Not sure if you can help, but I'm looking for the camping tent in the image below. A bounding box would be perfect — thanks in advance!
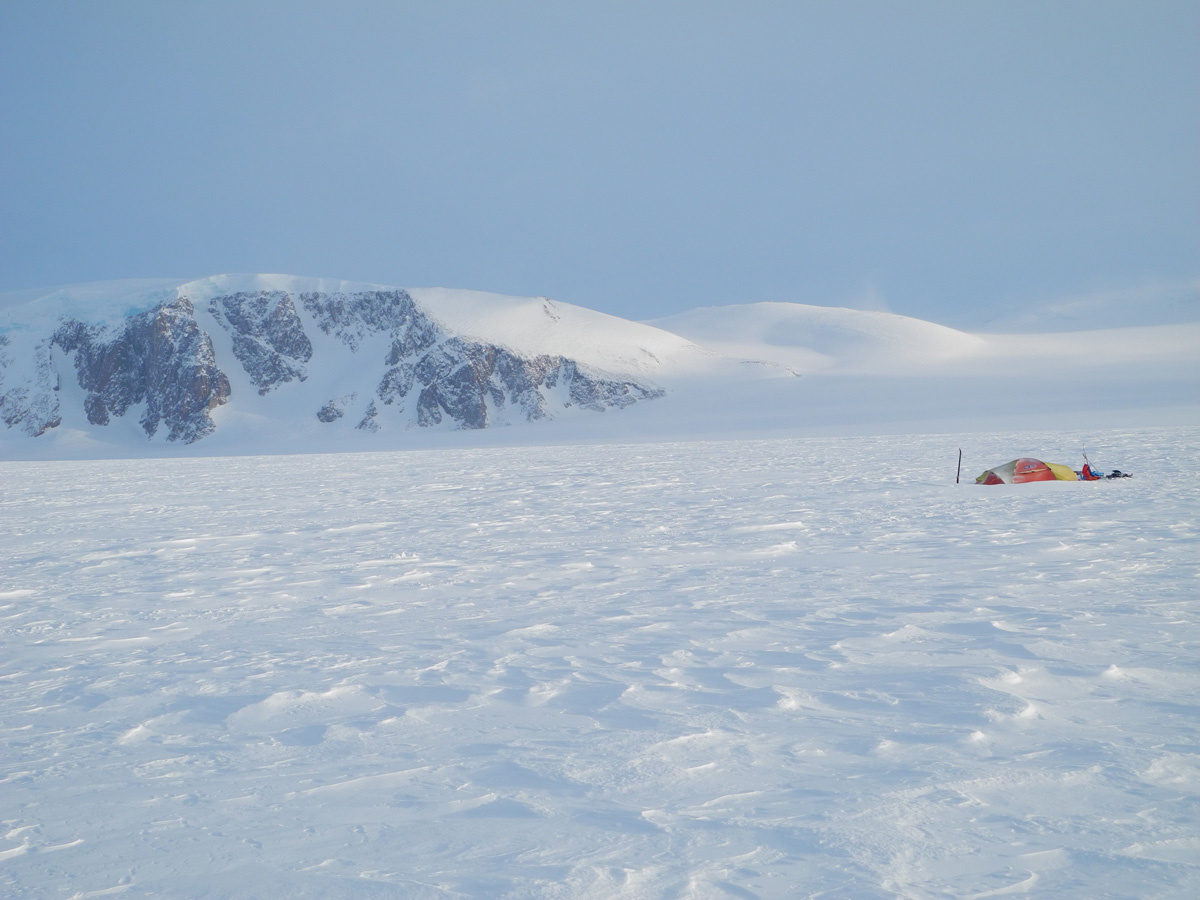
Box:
[976,458,1080,485]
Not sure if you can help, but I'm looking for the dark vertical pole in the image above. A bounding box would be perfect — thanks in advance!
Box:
[956,448,962,484]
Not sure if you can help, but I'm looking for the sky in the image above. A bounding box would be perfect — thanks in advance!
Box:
[1,0,1197,327]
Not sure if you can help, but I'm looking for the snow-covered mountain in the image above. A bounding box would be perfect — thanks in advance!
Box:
[646,300,1199,434]
[649,300,1200,377]
[650,301,988,374]
[0,275,735,452]
[2,276,1196,458]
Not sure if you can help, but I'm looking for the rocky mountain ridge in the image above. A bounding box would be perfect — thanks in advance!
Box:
[0,278,667,445]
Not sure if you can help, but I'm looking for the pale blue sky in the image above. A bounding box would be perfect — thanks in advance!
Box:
[2,0,1196,326]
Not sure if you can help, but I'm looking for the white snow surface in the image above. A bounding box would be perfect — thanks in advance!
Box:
[2,427,1198,899]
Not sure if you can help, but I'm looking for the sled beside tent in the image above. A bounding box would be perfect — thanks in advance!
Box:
[975,458,1081,484]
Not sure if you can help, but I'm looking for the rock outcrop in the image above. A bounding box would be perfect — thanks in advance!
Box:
[0,333,62,437]
[0,278,666,445]
[207,291,312,395]
[1,297,230,443]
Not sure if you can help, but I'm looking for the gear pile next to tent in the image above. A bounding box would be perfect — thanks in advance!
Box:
[975,457,1132,485]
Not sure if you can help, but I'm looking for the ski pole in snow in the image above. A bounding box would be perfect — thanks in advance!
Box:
[956,448,962,484]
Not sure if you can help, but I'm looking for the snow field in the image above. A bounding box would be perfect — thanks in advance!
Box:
[1,428,1197,898]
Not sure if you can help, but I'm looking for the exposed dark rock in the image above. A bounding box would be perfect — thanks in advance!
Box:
[301,290,419,351]
[317,401,343,422]
[51,298,231,443]
[208,292,312,395]
[356,400,380,432]
[380,334,662,431]
[317,393,359,423]
[560,359,661,411]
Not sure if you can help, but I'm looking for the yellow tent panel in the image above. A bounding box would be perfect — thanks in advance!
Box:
[1045,462,1079,482]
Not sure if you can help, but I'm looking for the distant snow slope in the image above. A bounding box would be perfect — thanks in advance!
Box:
[408,287,711,375]
[650,302,987,374]
[643,301,1199,436]
[649,300,1199,377]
